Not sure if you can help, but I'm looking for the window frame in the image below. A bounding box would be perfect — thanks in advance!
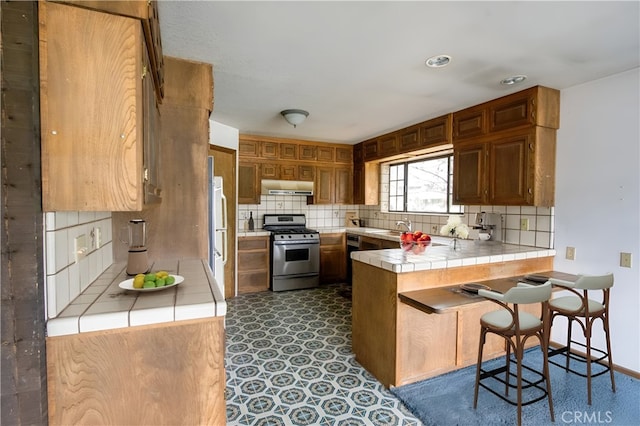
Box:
[388,153,462,215]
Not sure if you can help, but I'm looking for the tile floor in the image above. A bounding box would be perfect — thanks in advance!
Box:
[225,284,422,425]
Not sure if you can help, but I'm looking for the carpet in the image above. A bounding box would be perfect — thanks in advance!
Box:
[391,348,640,426]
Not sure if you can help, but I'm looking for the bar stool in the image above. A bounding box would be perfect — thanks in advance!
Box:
[548,274,615,405]
[473,282,554,426]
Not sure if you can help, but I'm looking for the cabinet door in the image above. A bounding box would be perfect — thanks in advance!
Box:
[298,165,315,181]
[399,125,421,152]
[40,2,144,211]
[453,143,486,205]
[299,145,317,161]
[420,115,451,147]
[261,163,278,179]
[315,167,334,204]
[378,133,399,157]
[489,94,534,133]
[238,162,259,204]
[488,133,532,205]
[279,143,297,160]
[363,139,378,161]
[353,143,364,164]
[335,147,353,163]
[261,141,278,159]
[452,107,486,142]
[142,41,161,205]
[238,236,270,294]
[280,164,298,180]
[334,166,353,204]
[239,140,260,157]
[317,146,334,162]
[320,246,346,283]
[353,162,364,205]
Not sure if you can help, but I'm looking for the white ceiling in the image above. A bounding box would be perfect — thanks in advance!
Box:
[158,1,640,145]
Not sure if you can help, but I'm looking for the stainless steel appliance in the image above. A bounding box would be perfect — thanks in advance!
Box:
[346,233,360,284]
[263,214,319,291]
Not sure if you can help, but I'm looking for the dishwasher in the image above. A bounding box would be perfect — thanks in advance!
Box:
[346,233,360,284]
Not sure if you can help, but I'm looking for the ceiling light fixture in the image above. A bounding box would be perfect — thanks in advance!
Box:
[280,109,309,128]
[500,75,527,86]
[425,55,452,68]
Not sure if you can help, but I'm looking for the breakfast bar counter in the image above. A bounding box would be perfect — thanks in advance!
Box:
[351,239,556,388]
[45,259,226,426]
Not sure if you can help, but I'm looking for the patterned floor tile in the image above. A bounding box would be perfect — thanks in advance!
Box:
[225,284,422,425]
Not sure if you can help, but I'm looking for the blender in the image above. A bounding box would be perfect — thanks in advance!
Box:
[126,219,149,275]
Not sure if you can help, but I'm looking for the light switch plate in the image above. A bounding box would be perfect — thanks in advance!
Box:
[520,218,529,231]
[620,252,632,268]
[565,246,576,261]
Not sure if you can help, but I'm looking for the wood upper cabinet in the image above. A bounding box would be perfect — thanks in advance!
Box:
[238,162,260,204]
[353,143,363,164]
[299,145,317,161]
[239,139,260,157]
[452,106,487,142]
[363,139,379,161]
[261,163,278,179]
[261,141,278,159]
[334,166,353,204]
[317,146,334,162]
[320,233,346,284]
[453,142,486,205]
[60,0,165,102]
[238,236,270,294]
[453,127,556,206]
[279,143,298,160]
[353,162,364,205]
[420,115,451,147]
[39,2,155,211]
[399,125,421,152]
[279,164,298,180]
[142,40,161,205]
[377,133,399,157]
[336,147,353,163]
[313,166,351,204]
[453,86,560,143]
[298,165,315,181]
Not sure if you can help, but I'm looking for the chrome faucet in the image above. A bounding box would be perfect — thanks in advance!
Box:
[396,219,412,233]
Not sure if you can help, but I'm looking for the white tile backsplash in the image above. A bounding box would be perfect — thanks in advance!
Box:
[44,212,114,319]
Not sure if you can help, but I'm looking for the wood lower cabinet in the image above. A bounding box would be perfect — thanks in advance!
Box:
[320,233,346,283]
[238,236,270,294]
[47,317,226,425]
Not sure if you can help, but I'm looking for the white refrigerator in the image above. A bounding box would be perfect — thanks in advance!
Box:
[208,156,227,297]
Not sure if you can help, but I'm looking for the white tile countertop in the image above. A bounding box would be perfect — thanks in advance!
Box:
[46,259,226,337]
[351,236,556,273]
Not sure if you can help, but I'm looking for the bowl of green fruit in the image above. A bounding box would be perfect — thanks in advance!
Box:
[119,271,184,292]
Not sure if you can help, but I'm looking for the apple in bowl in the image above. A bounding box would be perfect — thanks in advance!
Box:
[400,231,431,254]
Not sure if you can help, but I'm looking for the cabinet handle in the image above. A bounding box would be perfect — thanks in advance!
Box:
[528,188,533,194]
[144,168,149,182]
[141,65,147,80]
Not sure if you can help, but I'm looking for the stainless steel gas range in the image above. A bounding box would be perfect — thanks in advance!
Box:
[263,214,320,292]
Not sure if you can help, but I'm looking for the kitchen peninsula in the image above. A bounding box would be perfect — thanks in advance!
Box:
[351,238,555,387]
[46,259,226,425]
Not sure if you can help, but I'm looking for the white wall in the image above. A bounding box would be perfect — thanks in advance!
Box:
[553,68,640,372]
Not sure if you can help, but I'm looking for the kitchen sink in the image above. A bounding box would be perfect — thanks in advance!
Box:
[368,229,404,236]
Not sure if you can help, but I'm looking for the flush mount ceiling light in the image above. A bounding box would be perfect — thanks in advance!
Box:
[425,54,452,68]
[500,75,527,86]
[280,109,309,128]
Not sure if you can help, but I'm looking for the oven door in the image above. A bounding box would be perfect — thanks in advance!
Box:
[272,241,320,277]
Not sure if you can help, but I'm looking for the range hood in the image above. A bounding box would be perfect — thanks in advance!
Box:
[261,179,314,196]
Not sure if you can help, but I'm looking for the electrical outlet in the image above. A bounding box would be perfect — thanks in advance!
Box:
[74,234,88,263]
[520,218,529,231]
[620,252,632,268]
[239,211,247,220]
[431,225,439,233]
[565,246,576,261]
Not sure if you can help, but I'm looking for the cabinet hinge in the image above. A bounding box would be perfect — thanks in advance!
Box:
[529,143,534,151]
[144,168,150,182]
[141,65,148,80]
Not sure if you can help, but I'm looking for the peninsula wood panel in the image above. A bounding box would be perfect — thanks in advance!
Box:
[352,256,554,387]
[47,318,226,425]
